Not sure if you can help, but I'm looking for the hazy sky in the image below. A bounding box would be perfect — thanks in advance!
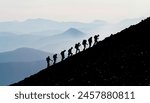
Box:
[0,0,150,22]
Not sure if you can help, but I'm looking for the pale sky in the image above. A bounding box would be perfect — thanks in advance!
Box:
[0,0,150,22]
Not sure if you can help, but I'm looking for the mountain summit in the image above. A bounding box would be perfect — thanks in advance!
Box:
[12,17,150,86]
[62,28,85,37]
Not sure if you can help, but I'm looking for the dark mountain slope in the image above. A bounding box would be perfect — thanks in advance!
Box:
[12,17,150,86]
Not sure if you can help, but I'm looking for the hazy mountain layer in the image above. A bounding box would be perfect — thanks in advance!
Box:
[0,61,46,86]
[0,28,86,53]
[0,18,143,53]
[0,18,107,34]
[0,48,52,85]
[0,47,51,63]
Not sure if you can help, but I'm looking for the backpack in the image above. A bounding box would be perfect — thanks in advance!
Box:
[82,40,86,45]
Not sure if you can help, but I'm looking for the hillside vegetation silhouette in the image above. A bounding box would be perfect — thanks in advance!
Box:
[12,17,150,86]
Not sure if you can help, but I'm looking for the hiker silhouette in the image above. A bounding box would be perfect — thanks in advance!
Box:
[88,37,93,48]
[94,34,99,45]
[75,42,81,54]
[46,56,52,68]
[61,50,66,61]
[82,39,88,50]
[68,47,73,57]
[53,54,57,65]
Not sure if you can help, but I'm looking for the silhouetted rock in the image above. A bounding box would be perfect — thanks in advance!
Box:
[12,17,150,86]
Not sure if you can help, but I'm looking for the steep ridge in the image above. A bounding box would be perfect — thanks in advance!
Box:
[12,17,150,86]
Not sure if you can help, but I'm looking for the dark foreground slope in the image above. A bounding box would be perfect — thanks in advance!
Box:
[12,17,150,86]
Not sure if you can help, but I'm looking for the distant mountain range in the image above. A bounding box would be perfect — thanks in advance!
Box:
[12,17,150,86]
[0,18,107,34]
[0,17,144,53]
[0,28,86,53]
[0,61,45,86]
[39,28,85,43]
[0,32,43,52]
[0,18,144,35]
[0,48,52,86]
[0,47,51,63]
